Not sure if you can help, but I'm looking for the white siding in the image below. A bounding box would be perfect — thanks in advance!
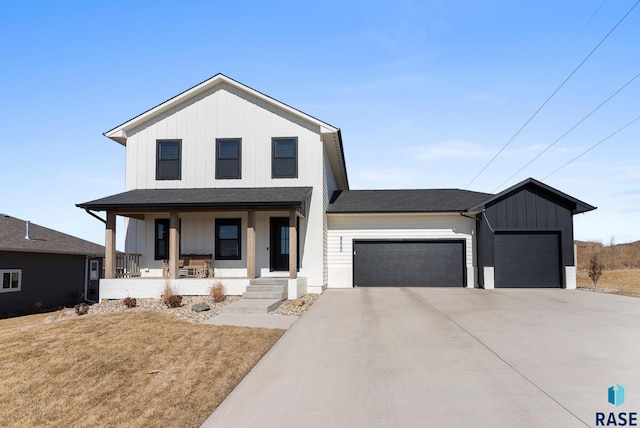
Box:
[327,213,477,288]
[322,145,339,288]
[121,82,329,289]
[124,82,324,191]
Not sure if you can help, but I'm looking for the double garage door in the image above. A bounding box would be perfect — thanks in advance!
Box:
[494,233,562,288]
[353,240,465,287]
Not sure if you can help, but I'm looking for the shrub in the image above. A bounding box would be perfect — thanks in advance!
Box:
[588,253,604,288]
[210,282,226,303]
[123,297,137,308]
[161,282,174,305]
[74,303,89,316]
[165,295,183,308]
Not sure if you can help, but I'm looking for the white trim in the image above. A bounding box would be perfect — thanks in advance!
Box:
[105,74,339,142]
[564,266,577,290]
[0,269,22,293]
[483,267,495,289]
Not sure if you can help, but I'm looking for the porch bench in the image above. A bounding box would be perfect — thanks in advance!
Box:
[181,254,213,278]
[162,254,213,278]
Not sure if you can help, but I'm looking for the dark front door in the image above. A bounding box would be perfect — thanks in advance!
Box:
[270,217,290,272]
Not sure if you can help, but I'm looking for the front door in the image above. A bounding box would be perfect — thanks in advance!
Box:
[86,258,102,302]
[270,217,290,272]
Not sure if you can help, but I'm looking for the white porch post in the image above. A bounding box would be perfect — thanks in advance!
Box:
[289,209,297,279]
[105,211,116,279]
[169,211,180,279]
[247,210,256,279]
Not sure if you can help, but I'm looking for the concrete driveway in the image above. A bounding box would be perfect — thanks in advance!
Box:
[202,288,640,428]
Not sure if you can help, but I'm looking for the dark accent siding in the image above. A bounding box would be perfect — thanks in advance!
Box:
[477,184,576,288]
[0,251,86,316]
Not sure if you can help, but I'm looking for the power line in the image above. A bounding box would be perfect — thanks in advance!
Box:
[464,0,640,189]
[556,0,609,61]
[492,70,640,192]
[542,113,640,180]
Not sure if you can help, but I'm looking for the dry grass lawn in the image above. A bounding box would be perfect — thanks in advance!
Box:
[0,311,283,427]
[577,268,640,298]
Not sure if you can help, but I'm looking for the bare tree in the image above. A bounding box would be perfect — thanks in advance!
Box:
[588,252,604,288]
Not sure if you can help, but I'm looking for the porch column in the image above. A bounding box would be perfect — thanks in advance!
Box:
[247,210,256,279]
[289,209,297,279]
[169,211,180,279]
[105,211,116,279]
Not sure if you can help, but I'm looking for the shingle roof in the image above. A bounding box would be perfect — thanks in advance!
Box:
[327,189,493,213]
[77,187,313,212]
[0,214,104,256]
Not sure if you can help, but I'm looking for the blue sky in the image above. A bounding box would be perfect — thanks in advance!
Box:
[1,0,638,248]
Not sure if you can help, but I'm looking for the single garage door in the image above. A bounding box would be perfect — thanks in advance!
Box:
[353,240,465,287]
[494,233,561,288]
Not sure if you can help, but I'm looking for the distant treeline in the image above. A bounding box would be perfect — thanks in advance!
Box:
[576,240,640,270]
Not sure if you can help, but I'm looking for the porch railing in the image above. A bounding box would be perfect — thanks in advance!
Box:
[115,253,142,278]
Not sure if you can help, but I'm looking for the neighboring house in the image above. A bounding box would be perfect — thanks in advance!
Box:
[77,74,595,300]
[0,214,105,316]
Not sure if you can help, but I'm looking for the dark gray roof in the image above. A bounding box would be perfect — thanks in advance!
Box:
[467,177,596,214]
[327,189,493,213]
[0,214,104,256]
[77,187,313,212]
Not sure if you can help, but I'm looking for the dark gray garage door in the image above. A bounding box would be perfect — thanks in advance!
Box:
[494,233,561,288]
[353,240,465,287]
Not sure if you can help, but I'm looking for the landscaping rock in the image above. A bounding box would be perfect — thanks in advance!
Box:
[192,302,211,312]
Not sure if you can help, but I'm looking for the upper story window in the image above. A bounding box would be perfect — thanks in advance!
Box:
[156,140,181,180]
[272,137,298,178]
[1,270,21,293]
[216,138,241,179]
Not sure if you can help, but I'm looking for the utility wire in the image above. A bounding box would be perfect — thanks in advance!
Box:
[492,70,640,192]
[464,0,640,189]
[542,113,640,180]
[556,0,609,61]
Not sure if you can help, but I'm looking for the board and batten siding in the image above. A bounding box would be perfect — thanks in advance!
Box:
[327,214,477,288]
[322,147,339,287]
[124,82,324,191]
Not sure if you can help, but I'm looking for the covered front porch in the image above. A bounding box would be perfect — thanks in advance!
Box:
[77,187,313,300]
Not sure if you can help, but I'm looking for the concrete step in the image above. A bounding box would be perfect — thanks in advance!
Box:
[246,285,286,292]
[223,299,282,314]
[250,278,288,286]
[243,290,286,300]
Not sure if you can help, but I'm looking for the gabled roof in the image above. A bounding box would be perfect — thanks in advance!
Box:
[466,177,596,214]
[77,187,312,213]
[327,189,493,213]
[104,73,349,190]
[0,214,104,256]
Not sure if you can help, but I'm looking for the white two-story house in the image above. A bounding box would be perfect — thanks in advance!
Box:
[79,74,595,300]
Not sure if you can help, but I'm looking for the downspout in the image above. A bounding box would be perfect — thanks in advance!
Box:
[84,208,107,224]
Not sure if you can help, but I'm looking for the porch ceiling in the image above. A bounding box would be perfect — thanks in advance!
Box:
[77,187,312,214]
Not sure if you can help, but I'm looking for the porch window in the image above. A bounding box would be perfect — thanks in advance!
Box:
[272,137,297,178]
[156,140,181,180]
[215,218,241,260]
[0,269,21,293]
[216,138,241,179]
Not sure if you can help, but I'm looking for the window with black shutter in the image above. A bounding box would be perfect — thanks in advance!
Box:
[272,138,297,178]
[216,138,241,179]
[156,140,181,180]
